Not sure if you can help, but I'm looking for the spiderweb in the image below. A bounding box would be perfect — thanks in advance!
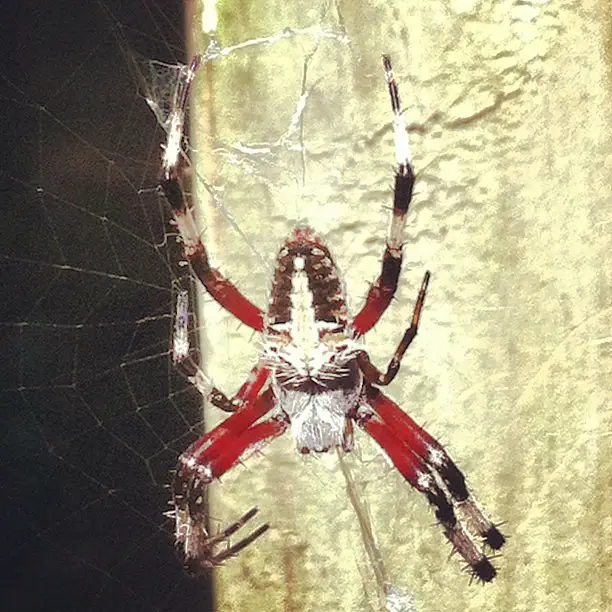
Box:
[1,2,212,610]
[1,2,408,611]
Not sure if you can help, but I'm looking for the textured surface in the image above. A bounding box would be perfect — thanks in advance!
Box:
[190,0,612,610]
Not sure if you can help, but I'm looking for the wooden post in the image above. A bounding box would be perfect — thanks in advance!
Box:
[187,1,612,610]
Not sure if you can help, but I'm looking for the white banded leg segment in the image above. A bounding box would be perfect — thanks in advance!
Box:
[442,522,496,582]
[187,363,240,413]
[188,367,215,400]
[173,290,190,363]
[172,291,241,412]
[393,112,412,169]
[382,54,412,172]
[419,472,497,582]
[381,56,415,254]
[161,112,184,179]
[425,440,506,551]
[173,206,202,255]
[171,290,213,398]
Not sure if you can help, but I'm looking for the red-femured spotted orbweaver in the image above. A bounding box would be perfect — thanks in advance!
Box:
[158,55,505,582]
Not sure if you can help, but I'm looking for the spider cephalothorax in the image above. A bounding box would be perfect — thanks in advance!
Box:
[159,56,505,581]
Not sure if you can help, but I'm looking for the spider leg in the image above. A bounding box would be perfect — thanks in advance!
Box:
[172,290,268,412]
[205,506,262,545]
[363,385,505,549]
[177,357,269,413]
[161,177,265,331]
[356,271,430,385]
[356,386,501,582]
[172,386,287,571]
[201,409,289,482]
[208,519,270,566]
[352,55,417,337]
[185,507,270,574]
[156,57,264,332]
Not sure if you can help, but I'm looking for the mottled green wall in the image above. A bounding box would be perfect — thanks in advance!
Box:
[188,0,612,610]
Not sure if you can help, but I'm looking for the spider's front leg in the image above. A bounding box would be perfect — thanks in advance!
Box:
[162,177,265,331]
[352,55,416,337]
[157,57,264,332]
[172,384,288,573]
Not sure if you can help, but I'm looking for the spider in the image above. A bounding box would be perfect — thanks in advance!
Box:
[158,55,505,582]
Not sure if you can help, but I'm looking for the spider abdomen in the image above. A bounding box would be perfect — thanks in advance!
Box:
[277,385,360,453]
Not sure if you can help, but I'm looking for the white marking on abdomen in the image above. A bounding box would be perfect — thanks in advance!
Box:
[279,387,359,451]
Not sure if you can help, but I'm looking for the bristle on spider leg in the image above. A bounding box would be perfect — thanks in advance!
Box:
[465,557,498,584]
[442,522,497,583]
[458,498,506,550]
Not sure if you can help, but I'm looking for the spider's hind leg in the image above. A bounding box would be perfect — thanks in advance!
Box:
[183,507,270,575]
[425,444,505,552]
[356,396,498,581]
[172,386,287,572]
[365,385,505,552]
[207,507,271,565]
